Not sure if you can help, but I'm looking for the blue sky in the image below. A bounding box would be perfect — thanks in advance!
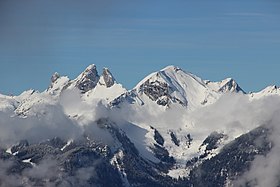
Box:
[0,0,280,95]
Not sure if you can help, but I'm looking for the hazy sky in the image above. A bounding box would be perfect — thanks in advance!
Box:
[0,0,280,95]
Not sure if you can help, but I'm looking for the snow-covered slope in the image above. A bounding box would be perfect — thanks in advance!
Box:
[83,67,127,103]
[47,64,126,102]
[107,65,280,178]
[47,72,70,97]
[105,66,249,177]
[0,64,126,117]
[205,77,245,93]
[111,65,244,110]
[0,64,279,182]
[249,85,280,100]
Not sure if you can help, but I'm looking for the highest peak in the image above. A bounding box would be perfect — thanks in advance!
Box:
[161,65,182,72]
[160,65,198,79]
[135,65,202,89]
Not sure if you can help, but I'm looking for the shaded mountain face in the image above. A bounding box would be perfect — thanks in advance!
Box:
[0,64,280,187]
[190,126,272,187]
[0,121,276,187]
[102,68,116,88]
[0,119,185,187]
[75,64,100,93]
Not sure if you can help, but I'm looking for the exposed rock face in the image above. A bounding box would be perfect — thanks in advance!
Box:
[139,78,185,107]
[109,91,139,107]
[102,68,115,88]
[150,126,165,146]
[48,72,61,91]
[140,79,170,105]
[170,131,180,146]
[51,72,60,83]
[76,64,100,93]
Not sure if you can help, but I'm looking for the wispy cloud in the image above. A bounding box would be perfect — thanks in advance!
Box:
[224,12,265,17]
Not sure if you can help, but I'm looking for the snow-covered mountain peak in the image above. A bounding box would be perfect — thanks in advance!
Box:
[219,78,244,93]
[3,65,127,117]
[45,65,126,105]
[83,66,127,103]
[101,67,116,88]
[161,65,181,72]
[75,64,100,93]
[249,85,280,100]
[132,67,186,107]
[48,64,101,95]
[111,65,247,111]
[206,78,245,93]
[126,65,221,109]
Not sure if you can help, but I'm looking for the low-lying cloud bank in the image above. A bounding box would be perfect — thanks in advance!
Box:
[0,104,82,147]
[189,94,280,187]
[232,103,280,187]
[0,88,112,147]
[1,91,280,186]
[189,94,280,139]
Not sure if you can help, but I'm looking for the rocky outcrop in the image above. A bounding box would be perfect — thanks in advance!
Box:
[102,68,115,88]
[76,64,100,93]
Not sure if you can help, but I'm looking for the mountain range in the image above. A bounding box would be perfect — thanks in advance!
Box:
[0,64,279,187]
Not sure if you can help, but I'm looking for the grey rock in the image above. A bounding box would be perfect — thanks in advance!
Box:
[76,64,100,93]
[51,72,60,83]
[102,68,115,88]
